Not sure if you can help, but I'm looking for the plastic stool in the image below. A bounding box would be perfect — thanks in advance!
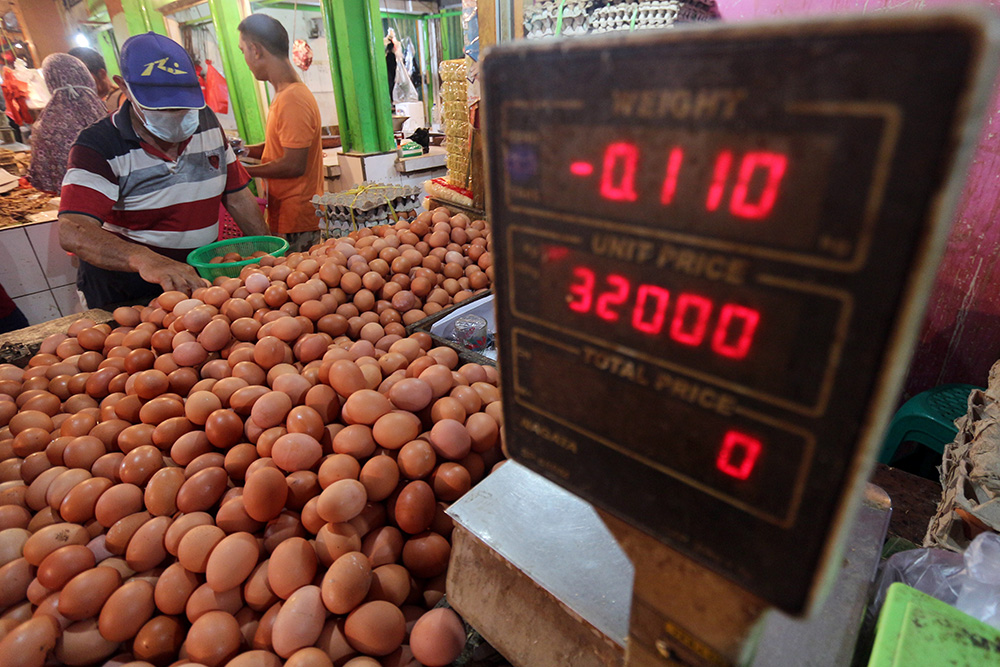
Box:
[878,383,980,464]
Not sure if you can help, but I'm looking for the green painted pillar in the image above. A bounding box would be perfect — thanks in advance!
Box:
[120,0,167,36]
[96,30,120,78]
[321,0,395,154]
[207,0,266,145]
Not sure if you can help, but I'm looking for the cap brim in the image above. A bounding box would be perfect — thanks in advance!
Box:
[129,83,205,110]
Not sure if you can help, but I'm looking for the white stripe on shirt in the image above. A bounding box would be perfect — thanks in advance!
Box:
[102,222,219,249]
[62,168,118,201]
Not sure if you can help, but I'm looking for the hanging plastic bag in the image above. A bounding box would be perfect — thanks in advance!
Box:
[292,39,313,71]
[13,59,48,111]
[204,60,229,115]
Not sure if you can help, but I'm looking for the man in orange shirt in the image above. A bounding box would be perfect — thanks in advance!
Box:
[238,14,323,252]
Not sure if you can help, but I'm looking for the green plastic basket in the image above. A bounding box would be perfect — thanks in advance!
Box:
[187,235,290,280]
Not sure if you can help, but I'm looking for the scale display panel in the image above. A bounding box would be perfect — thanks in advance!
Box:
[483,14,996,612]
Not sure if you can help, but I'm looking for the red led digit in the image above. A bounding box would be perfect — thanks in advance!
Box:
[660,147,684,205]
[730,152,788,219]
[567,267,595,313]
[600,142,640,202]
[596,275,631,322]
[632,284,670,334]
[670,294,713,346]
[712,304,761,359]
[705,150,733,212]
[716,430,762,480]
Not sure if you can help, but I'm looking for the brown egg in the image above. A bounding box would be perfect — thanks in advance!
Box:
[0,505,31,530]
[428,419,471,460]
[133,615,186,665]
[144,467,186,517]
[359,456,400,502]
[175,467,228,513]
[394,481,436,535]
[58,566,122,620]
[0,557,32,609]
[317,479,368,524]
[57,477,110,524]
[125,515,172,572]
[387,378,433,412]
[36,545,96,591]
[133,370,169,401]
[268,537,317,600]
[430,396,466,423]
[0,527,28,568]
[105,511,152,555]
[327,360,367,398]
[154,562,200,615]
[185,610,241,666]
[185,391,222,426]
[119,446,163,486]
[344,600,405,656]
[204,409,244,448]
[164,511,214,556]
[314,523,362,568]
[23,522,90,565]
[271,585,327,658]
[331,424,376,459]
[342,390,392,426]
[367,564,411,607]
[401,532,451,578]
[205,531,259,593]
[286,647,334,667]
[185,582,242,623]
[320,551,372,615]
[0,615,60,667]
[98,579,155,641]
[251,391,293,429]
[243,466,289,523]
[371,412,421,450]
[430,463,472,502]
[396,440,436,480]
[271,433,322,473]
[229,650,284,667]
[359,526,403,568]
[177,524,226,573]
[409,607,466,667]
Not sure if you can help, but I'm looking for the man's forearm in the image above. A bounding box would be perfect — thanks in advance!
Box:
[244,158,306,180]
[59,214,160,272]
[223,187,270,237]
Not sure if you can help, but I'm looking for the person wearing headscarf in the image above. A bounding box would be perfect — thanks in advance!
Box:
[26,53,107,194]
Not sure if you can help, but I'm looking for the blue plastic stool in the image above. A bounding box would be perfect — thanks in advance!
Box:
[878,383,980,464]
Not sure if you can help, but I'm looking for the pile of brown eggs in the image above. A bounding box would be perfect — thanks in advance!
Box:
[0,209,501,666]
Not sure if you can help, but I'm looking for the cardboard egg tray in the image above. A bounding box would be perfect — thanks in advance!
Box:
[312,183,421,238]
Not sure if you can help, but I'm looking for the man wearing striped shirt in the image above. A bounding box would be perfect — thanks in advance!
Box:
[58,32,269,310]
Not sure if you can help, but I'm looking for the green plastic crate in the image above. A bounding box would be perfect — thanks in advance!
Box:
[868,583,1000,666]
[187,235,289,281]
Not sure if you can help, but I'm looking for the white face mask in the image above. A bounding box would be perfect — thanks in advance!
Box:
[135,104,200,143]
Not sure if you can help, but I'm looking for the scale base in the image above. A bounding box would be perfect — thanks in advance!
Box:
[598,509,767,667]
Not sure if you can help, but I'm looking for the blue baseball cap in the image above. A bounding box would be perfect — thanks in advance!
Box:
[119,32,205,110]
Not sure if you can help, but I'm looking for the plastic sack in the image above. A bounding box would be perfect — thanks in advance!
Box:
[869,532,1000,630]
[204,60,228,115]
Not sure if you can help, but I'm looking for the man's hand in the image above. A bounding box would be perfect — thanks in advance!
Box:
[133,253,209,295]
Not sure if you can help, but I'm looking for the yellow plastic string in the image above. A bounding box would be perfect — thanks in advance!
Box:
[345,183,401,232]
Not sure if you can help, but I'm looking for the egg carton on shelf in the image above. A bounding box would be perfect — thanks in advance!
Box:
[312,182,422,239]
[405,290,497,367]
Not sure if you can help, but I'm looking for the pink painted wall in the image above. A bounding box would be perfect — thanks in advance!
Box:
[719,0,1000,398]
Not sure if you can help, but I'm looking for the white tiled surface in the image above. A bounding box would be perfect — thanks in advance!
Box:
[13,291,60,325]
[0,226,47,298]
[51,284,84,319]
[25,221,76,288]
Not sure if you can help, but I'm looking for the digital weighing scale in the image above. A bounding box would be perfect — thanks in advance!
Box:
[447,10,999,667]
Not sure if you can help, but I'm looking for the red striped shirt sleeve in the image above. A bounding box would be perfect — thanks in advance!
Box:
[59,145,118,223]
[225,147,252,194]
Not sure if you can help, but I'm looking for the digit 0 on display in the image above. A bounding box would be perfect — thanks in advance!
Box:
[483,13,999,612]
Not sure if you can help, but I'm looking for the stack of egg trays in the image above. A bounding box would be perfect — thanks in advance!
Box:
[440,59,470,188]
[589,1,681,33]
[311,183,422,239]
[523,0,593,38]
